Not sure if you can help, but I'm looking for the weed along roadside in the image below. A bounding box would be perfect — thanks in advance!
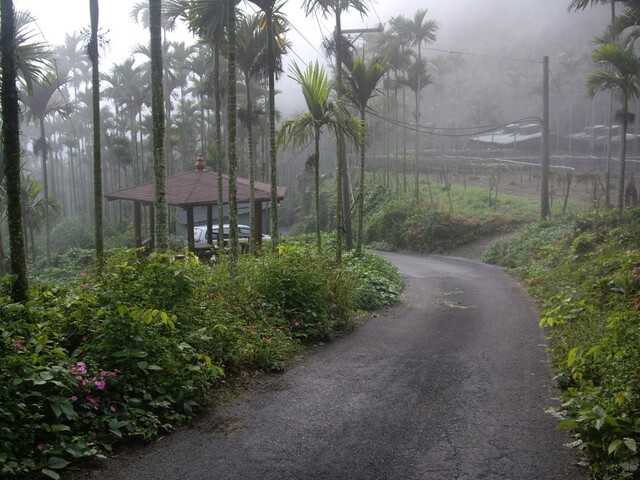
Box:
[484,206,640,479]
[0,245,403,479]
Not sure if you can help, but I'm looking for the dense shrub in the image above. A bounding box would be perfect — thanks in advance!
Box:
[50,216,94,254]
[483,216,574,271]
[344,251,404,310]
[1,244,401,478]
[365,194,517,253]
[247,246,358,342]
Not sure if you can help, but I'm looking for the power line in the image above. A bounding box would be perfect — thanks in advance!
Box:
[423,46,542,65]
[368,110,542,138]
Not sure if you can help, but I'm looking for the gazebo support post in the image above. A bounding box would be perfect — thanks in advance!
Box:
[255,201,263,245]
[149,203,155,251]
[187,206,195,251]
[134,201,142,248]
[206,204,213,245]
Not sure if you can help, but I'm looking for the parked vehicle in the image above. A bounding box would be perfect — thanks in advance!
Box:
[193,224,270,245]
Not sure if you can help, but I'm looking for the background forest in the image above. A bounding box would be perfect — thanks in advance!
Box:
[3,0,640,479]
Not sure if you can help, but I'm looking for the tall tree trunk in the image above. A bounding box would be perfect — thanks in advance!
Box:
[227,0,239,268]
[214,43,224,244]
[618,95,628,219]
[356,106,366,256]
[335,7,345,262]
[89,0,104,269]
[1,0,29,301]
[266,9,279,249]
[246,77,257,254]
[314,128,321,253]
[39,120,51,264]
[150,0,168,251]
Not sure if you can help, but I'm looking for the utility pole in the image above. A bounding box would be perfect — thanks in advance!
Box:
[541,55,550,219]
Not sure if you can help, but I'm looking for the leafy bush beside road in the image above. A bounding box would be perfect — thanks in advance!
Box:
[0,244,402,479]
[484,208,640,479]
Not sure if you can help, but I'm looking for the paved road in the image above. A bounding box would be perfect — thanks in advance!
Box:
[70,253,582,480]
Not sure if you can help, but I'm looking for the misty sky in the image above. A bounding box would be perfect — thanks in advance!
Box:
[15,0,610,116]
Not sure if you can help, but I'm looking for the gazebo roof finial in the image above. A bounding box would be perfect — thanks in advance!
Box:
[196,152,205,171]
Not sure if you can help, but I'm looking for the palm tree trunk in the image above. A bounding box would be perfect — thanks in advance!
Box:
[39,119,51,264]
[335,7,345,261]
[227,0,239,268]
[266,9,279,249]
[618,95,628,219]
[89,0,104,269]
[1,0,29,301]
[150,0,168,251]
[314,128,321,253]
[356,106,366,256]
[246,78,257,255]
[214,42,224,244]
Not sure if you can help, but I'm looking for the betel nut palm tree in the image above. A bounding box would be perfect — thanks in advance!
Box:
[88,0,104,268]
[278,61,361,254]
[401,9,438,200]
[184,0,229,244]
[23,72,72,265]
[236,14,264,254]
[150,0,169,251]
[247,0,288,250]
[1,0,29,301]
[302,0,369,262]
[344,56,389,256]
[586,36,640,218]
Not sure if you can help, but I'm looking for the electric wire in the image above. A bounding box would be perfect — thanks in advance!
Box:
[423,46,543,65]
[367,110,542,138]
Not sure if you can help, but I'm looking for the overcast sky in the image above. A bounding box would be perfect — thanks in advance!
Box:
[14,0,610,115]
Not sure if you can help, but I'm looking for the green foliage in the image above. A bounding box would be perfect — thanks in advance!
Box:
[0,242,402,477]
[488,207,640,478]
[246,246,357,342]
[483,217,574,271]
[49,216,95,254]
[363,184,532,253]
[344,250,404,310]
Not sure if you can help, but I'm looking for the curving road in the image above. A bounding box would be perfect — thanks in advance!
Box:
[69,253,582,480]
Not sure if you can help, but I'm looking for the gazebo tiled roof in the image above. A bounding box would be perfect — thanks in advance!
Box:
[105,169,286,206]
[104,155,286,251]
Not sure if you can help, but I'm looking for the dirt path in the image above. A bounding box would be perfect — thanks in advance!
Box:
[65,252,582,480]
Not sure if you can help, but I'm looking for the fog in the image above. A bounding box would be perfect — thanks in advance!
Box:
[9,0,618,254]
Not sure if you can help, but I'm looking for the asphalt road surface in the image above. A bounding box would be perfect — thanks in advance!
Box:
[69,252,582,480]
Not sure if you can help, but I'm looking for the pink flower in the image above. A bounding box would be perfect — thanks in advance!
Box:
[94,380,106,390]
[70,395,78,402]
[82,336,88,342]
[75,375,83,381]
[109,405,117,413]
[13,339,25,348]
[81,283,89,289]
[37,444,44,451]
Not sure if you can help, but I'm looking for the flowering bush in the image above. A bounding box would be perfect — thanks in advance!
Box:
[0,246,401,478]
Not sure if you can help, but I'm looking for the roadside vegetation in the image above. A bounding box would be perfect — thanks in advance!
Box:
[485,207,640,479]
[0,242,403,479]
[283,171,590,255]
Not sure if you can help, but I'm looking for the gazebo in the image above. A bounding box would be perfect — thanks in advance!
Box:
[105,154,286,251]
